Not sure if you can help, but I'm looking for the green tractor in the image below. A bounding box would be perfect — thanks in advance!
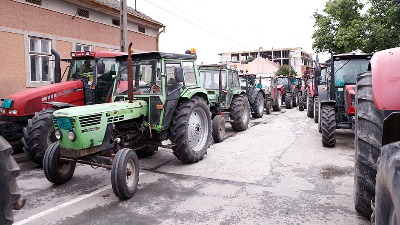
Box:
[43,46,212,200]
[240,74,266,118]
[198,65,250,143]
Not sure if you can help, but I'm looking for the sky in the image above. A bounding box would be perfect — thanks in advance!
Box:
[128,0,329,64]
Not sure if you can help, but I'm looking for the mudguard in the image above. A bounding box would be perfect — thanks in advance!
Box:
[321,100,336,107]
[371,47,400,111]
[382,112,400,146]
[180,87,209,103]
[44,102,76,109]
[318,85,329,102]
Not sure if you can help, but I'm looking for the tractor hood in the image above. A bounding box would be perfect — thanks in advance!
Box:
[53,100,148,150]
[371,47,400,111]
[1,81,84,116]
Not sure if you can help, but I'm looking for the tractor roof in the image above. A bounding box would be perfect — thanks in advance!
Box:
[198,64,229,70]
[326,53,373,62]
[116,52,197,61]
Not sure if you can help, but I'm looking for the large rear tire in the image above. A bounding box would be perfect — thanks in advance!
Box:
[230,95,250,132]
[298,92,305,111]
[285,92,293,109]
[314,97,319,123]
[0,136,23,225]
[373,142,400,225]
[170,96,212,163]
[272,91,282,111]
[22,108,57,166]
[212,115,225,143]
[292,91,298,107]
[251,92,264,118]
[111,148,139,200]
[307,95,314,117]
[43,142,76,185]
[321,105,336,147]
[354,72,383,217]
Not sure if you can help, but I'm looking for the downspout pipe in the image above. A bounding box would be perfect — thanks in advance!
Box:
[156,26,165,51]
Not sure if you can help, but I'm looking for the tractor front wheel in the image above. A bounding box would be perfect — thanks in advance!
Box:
[265,100,272,114]
[307,95,314,117]
[298,92,305,111]
[0,136,23,225]
[314,97,319,123]
[43,142,76,185]
[272,92,282,111]
[170,96,212,163]
[321,105,336,147]
[285,92,293,109]
[111,148,139,200]
[212,115,225,143]
[230,95,250,132]
[292,91,298,107]
[251,92,264,118]
[22,108,57,166]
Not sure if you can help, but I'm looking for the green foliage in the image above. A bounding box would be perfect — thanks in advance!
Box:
[276,65,296,76]
[312,0,365,54]
[313,0,400,54]
[247,56,254,63]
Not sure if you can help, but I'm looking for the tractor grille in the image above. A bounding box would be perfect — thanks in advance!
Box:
[79,114,102,128]
[53,116,58,129]
[107,115,124,123]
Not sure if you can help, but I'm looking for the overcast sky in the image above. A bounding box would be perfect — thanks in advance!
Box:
[128,0,328,63]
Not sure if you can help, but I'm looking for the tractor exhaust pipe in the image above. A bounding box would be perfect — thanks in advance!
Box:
[330,52,335,101]
[218,69,222,106]
[127,43,133,103]
[52,49,61,83]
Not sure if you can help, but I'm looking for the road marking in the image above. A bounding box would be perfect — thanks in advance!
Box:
[15,173,145,225]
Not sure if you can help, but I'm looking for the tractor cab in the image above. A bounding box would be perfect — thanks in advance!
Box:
[68,51,126,105]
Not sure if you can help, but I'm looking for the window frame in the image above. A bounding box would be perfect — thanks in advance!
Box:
[28,36,52,83]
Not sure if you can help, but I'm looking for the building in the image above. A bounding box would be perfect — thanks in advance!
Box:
[219,47,314,76]
[0,0,164,98]
[230,57,279,77]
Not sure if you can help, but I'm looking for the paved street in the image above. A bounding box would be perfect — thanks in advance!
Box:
[13,108,369,225]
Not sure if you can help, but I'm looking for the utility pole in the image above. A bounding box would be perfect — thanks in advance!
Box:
[120,0,128,52]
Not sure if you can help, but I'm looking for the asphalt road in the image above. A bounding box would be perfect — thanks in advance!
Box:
[13,108,369,225]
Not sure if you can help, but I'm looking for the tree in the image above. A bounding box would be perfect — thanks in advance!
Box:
[276,65,296,76]
[312,0,365,54]
[362,0,400,53]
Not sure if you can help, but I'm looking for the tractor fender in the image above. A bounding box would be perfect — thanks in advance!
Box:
[320,100,336,107]
[43,102,76,109]
[180,87,209,104]
[371,47,400,111]
[382,112,400,146]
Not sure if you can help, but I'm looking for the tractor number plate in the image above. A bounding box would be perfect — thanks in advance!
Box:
[56,117,73,131]
[1,99,12,109]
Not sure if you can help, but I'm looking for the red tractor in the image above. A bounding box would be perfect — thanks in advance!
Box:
[316,53,371,147]
[353,47,400,223]
[306,63,327,122]
[0,50,125,165]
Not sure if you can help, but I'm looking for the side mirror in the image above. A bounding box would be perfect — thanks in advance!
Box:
[175,67,184,83]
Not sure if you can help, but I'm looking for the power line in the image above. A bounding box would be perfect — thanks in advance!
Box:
[143,0,250,49]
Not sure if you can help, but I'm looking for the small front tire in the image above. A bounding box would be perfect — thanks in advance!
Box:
[212,115,225,143]
[111,148,139,200]
[43,142,76,185]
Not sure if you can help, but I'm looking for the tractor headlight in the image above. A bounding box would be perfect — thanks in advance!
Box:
[55,129,62,140]
[68,131,76,141]
[9,109,17,115]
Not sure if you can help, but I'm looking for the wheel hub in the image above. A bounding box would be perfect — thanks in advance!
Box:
[188,109,208,151]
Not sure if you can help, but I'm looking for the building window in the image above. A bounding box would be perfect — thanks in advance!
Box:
[29,37,51,82]
[75,43,92,52]
[26,0,42,5]
[77,8,89,18]
[138,26,146,33]
[112,19,120,26]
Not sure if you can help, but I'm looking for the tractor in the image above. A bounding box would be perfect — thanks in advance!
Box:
[316,53,371,147]
[307,63,328,123]
[259,75,281,113]
[198,64,249,143]
[0,50,125,165]
[293,76,307,111]
[275,76,295,109]
[240,74,268,118]
[43,46,212,200]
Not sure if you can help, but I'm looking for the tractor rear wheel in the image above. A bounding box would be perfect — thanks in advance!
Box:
[292,91,298,107]
[272,92,282,111]
[265,100,271,114]
[285,92,293,109]
[307,95,314,117]
[22,108,57,166]
[170,96,212,163]
[354,72,383,217]
[111,148,139,200]
[321,105,336,147]
[230,95,250,131]
[314,97,319,123]
[43,142,76,185]
[212,115,225,143]
[251,92,264,118]
[298,92,305,111]
[0,136,23,225]
[373,142,400,225]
